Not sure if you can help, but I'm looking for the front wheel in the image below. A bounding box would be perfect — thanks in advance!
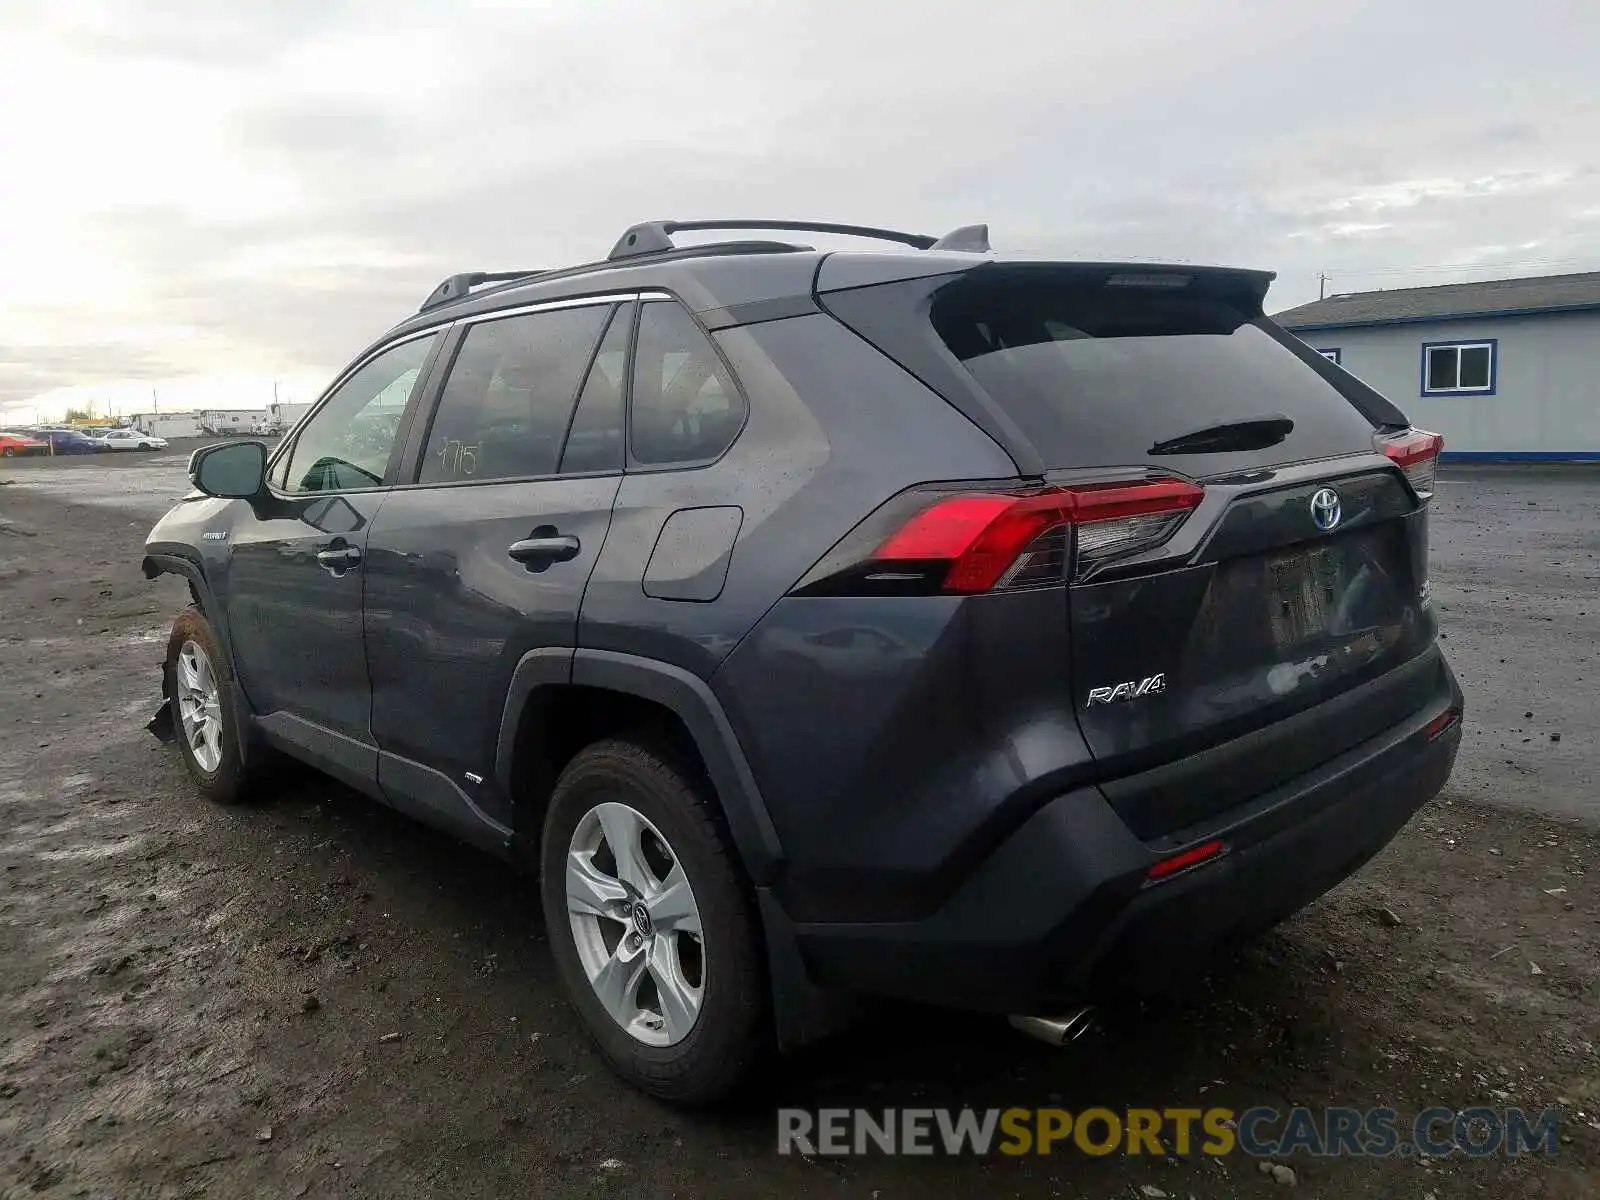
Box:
[540,739,766,1105]
[164,606,250,804]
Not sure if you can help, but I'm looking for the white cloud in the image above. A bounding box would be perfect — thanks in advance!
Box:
[2,0,1598,417]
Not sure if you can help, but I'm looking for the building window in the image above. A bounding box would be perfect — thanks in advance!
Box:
[1422,340,1496,396]
[1316,348,1341,364]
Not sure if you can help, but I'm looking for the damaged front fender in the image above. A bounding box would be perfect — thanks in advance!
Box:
[147,694,176,743]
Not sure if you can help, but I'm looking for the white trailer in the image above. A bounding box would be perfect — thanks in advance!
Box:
[130,413,202,439]
[269,401,312,431]
[198,409,269,436]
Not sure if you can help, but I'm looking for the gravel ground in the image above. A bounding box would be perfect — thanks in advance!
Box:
[1,455,1597,1199]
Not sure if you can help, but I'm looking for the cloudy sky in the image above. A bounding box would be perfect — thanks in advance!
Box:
[2,0,1596,420]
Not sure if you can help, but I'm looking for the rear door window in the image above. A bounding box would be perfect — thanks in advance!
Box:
[559,303,631,474]
[419,304,610,484]
[929,274,1381,469]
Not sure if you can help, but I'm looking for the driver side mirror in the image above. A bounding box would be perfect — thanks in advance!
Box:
[190,440,268,499]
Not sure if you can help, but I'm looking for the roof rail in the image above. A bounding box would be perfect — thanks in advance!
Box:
[607,219,990,261]
[419,270,546,314]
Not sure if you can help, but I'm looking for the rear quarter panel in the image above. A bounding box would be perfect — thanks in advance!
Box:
[577,312,1018,677]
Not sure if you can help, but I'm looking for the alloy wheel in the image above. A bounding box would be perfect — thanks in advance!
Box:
[175,640,225,773]
[565,801,705,1046]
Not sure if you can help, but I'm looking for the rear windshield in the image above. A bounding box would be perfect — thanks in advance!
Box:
[929,275,1385,469]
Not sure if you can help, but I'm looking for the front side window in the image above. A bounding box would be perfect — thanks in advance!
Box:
[419,304,610,484]
[281,333,439,494]
[629,302,746,466]
[1316,348,1341,364]
[1423,340,1495,394]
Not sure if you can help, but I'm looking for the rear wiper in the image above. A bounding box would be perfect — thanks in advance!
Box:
[1149,414,1294,456]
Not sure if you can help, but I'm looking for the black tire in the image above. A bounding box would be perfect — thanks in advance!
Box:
[540,739,766,1105]
[164,605,250,804]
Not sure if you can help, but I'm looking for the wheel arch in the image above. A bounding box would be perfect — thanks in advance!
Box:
[143,550,258,769]
[494,648,854,1050]
[494,648,783,886]
[143,550,229,653]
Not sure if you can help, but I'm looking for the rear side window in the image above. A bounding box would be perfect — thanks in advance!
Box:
[928,274,1383,468]
[419,304,610,484]
[630,302,746,466]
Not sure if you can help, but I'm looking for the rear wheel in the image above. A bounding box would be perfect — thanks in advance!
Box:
[540,739,766,1104]
[164,606,250,804]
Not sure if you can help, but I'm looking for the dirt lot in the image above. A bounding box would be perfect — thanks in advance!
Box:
[1,456,1597,1199]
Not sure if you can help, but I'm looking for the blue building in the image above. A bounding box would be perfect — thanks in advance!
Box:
[1275,272,1600,460]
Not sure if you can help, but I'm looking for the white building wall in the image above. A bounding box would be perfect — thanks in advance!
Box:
[1294,310,1600,457]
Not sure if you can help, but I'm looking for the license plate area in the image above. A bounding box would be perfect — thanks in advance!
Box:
[1265,542,1345,650]
[1189,525,1403,669]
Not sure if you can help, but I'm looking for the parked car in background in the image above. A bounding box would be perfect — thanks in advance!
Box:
[247,420,283,436]
[95,428,170,452]
[31,428,107,455]
[0,430,50,457]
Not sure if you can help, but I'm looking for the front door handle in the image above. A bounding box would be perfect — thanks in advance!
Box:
[507,533,580,569]
[316,545,362,574]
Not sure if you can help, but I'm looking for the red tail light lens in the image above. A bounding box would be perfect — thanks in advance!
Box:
[793,477,1204,596]
[1426,708,1461,740]
[1146,838,1227,882]
[1377,428,1443,500]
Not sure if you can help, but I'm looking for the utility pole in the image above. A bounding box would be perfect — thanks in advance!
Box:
[1319,272,1328,300]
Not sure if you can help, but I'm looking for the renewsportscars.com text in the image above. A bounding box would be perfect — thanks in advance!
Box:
[777,1106,1561,1159]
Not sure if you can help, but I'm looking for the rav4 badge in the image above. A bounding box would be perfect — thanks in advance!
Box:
[1086,674,1166,707]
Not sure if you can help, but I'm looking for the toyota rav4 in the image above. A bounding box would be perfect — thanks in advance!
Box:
[143,219,1463,1103]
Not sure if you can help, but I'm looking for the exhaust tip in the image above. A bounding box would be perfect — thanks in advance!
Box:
[1008,1007,1098,1046]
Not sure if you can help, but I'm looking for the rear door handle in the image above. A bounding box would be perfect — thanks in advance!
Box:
[316,545,362,573]
[507,534,581,568]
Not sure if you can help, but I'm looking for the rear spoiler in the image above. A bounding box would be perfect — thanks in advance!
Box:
[816,256,1276,314]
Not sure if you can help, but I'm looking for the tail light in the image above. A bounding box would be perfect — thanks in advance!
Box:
[1377,428,1443,500]
[791,476,1204,596]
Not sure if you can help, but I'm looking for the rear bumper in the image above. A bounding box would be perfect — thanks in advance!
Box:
[788,662,1463,1013]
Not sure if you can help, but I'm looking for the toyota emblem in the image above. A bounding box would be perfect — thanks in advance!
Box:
[1309,487,1342,532]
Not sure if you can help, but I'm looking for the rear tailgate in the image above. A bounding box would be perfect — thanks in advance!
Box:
[1067,463,1444,836]
[819,260,1445,836]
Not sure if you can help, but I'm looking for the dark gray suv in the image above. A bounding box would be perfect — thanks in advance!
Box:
[143,219,1463,1103]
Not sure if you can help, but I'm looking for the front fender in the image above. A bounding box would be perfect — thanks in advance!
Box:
[141,549,255,767]
[142,549,234,661]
